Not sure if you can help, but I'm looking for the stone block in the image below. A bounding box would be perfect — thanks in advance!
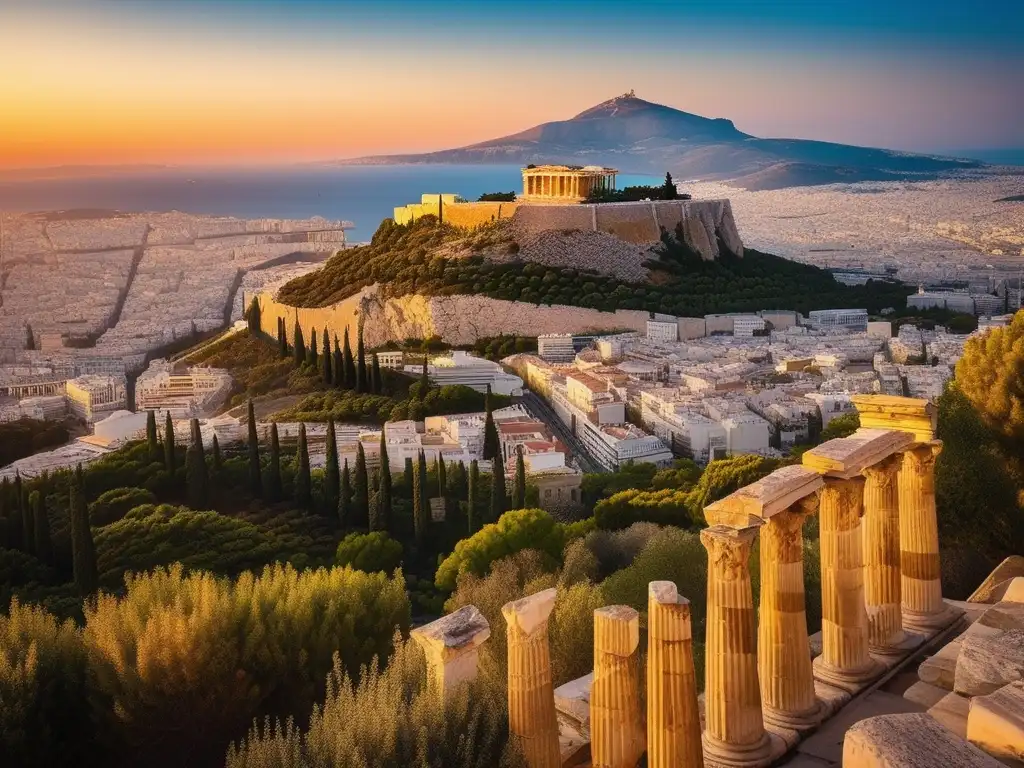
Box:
[802,428,914,479]
[927,692,970,739]
[1004,577,1024,604]
[919,638,963,690]
[852,395,938,443]
[903,680,949,710]
[703,465,822,527]
[843,713,1004,767]
[554,673,593,737]
[968,557,1024,604]
[798,690,921,764]
[976,601,1024,632]
[410,604,490,694]
[967,680,1024,765]
[954,630,1024,697]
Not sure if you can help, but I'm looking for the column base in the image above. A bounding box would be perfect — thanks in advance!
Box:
[812,655,884,694]
[902,603,964,637]
[702,730,782,768]
[762,697,828,733]
[869,629,925,663]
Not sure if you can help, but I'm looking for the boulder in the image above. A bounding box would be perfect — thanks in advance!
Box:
[954,630,1024,697]
[843,713,1004,767]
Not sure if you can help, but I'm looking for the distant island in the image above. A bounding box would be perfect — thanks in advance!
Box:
[996,194,1024,202]
[325,91,984,190]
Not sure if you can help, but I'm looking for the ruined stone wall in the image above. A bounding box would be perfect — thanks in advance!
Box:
[511,199,744,260]
[394,200,519,227]
[249,285,649,348]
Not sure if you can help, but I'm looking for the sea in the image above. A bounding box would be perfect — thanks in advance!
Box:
[0,165,663,242]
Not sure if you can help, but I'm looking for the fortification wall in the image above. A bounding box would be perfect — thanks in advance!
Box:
[394,199,519,227]
[249,285,648,348]
[510,199,744,260]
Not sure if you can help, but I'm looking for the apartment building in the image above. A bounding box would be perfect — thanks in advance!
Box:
[537,334,576,363]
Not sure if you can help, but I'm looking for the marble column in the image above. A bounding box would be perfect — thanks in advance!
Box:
[862,456,913,653]
[410,605,490,700]
[503,588,561,768]
[813,478,881,690]
[591,605,645,768]
[758,499,825,731]
[898,443,955,633]
[701,525,773,766]
[647,581,704,768]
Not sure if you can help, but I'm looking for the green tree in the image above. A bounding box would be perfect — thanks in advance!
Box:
[371,352,383,394]
[247,399,262,498]
[18,477,33,555]
[332,336,344,388]
[321,326,332,385]
[211,433,223,473]
[467,459,480,535]
[404,456,414,496]
[355,326,366,393]
[662,171,677,200]
[338,459,352,526]
[246,295,261,334]
[820,412,860,442]
[512,445,526,509]
[489,451,506,524]
[335,530,403,573]
[186,418,209,509]
[342,328,356,388]
[413,450,428,549]
[69,464,97,595]
[322,420,341,516]
[308,328,318,370]
[293,319,306,367]
[163,412,176,475]
[146,410,159,461]
[278,317,289,357]
[88,487,157,526]
[375,431,393,533]
[483,385,499,460]
[295,423,312,510]
[29,490,53,566]
[5,477,24,551]
[418,357,430,401]
[268,423,283,502]
[353,442,369,528]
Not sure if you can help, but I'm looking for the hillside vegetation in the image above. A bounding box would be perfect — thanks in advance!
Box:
[277,216,907,316]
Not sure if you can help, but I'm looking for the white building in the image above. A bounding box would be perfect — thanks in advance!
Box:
[406,351,523,396]
[135,359,233,418]
[65,374,127,423]
[807,308,869,332]
[88,410,149,447]
[733,315,766,338]
[375,351,405,369]
[646,320,678,344]
[537,334,576,363]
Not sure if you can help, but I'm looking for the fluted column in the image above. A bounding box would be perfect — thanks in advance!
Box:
[503,588,561,768]
[758,499,824,731]
[813,478,881,690]
[591,605,645,768]
[701,525,773,766]
[862,457,911,653]
[410,604,490,700]
[648,581,704,768]
[898,443,955,633]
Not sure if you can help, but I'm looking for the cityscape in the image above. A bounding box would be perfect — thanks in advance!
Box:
[1,2,1023,768]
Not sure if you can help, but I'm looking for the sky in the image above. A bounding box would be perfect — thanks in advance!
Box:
[0,0,1021,169]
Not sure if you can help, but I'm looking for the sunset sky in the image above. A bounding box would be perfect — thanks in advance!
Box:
[1,0,1021,169]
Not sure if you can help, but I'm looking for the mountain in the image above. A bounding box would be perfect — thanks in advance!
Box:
[330,92,982,188]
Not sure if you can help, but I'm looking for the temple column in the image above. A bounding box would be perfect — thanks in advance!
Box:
[701,525,774,767]
[758,499,825,731]
[862,456,916,654]
[648,581,704,768]
[898,443,956,633]
[591,605,645,768]
[410,605,490,700]
[813,478,881,690]
[503,588,561,768]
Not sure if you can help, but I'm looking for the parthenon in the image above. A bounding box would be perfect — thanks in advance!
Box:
[520,165,618,203]
[408,394,1024,767]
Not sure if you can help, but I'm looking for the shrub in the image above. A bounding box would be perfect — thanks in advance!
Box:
[594,488,693,530]
[336,531,403,573]
[88,487,157,526]
[584,522,664,578]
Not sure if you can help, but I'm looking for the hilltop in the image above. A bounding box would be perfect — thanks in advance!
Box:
[329,92,981,189]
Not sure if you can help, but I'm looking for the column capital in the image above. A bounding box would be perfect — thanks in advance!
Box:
[648,581,692,642]
[700,524,758,578]
[863,454,901,487]
[503,587,556,637]
[900,442,943,476]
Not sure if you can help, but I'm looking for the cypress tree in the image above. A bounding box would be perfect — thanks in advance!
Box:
[186,418,209,509]
[31,490,53,566]
[413,450,428,548]
[293,319,306,367]
[295,423,312,510]
[353,442,369,528]
[332,337,343,388]
[69,465,97,595]
[662,171,677,200]
[146,410,158,460]
[355,326,366,393]
[278,317,288,357]
[246,295,261,334]
[418,357,430,400]
[513,445,527,509]
[338,459,352,526]
[15,476,32,554]
[247,399,262,497]
[489,449,507,523]
[483,384,500,460]
[404,456,414,496]
[164,411,176,474]
[4,477,22,551]
[0,479,8,550]
[467,459,480,534]
[268,423,283,501]
[342,328,356,388]
[324,419,340,516]
[437,454,447,507]
[371,352,382,394]
[309,328,318,369]
[212,434,222,472]
[374,430,393,532]
[322,327,332,385]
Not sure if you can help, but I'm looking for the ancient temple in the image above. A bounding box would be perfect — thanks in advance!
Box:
[520,165,618,202]
[409,394,1024,768]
